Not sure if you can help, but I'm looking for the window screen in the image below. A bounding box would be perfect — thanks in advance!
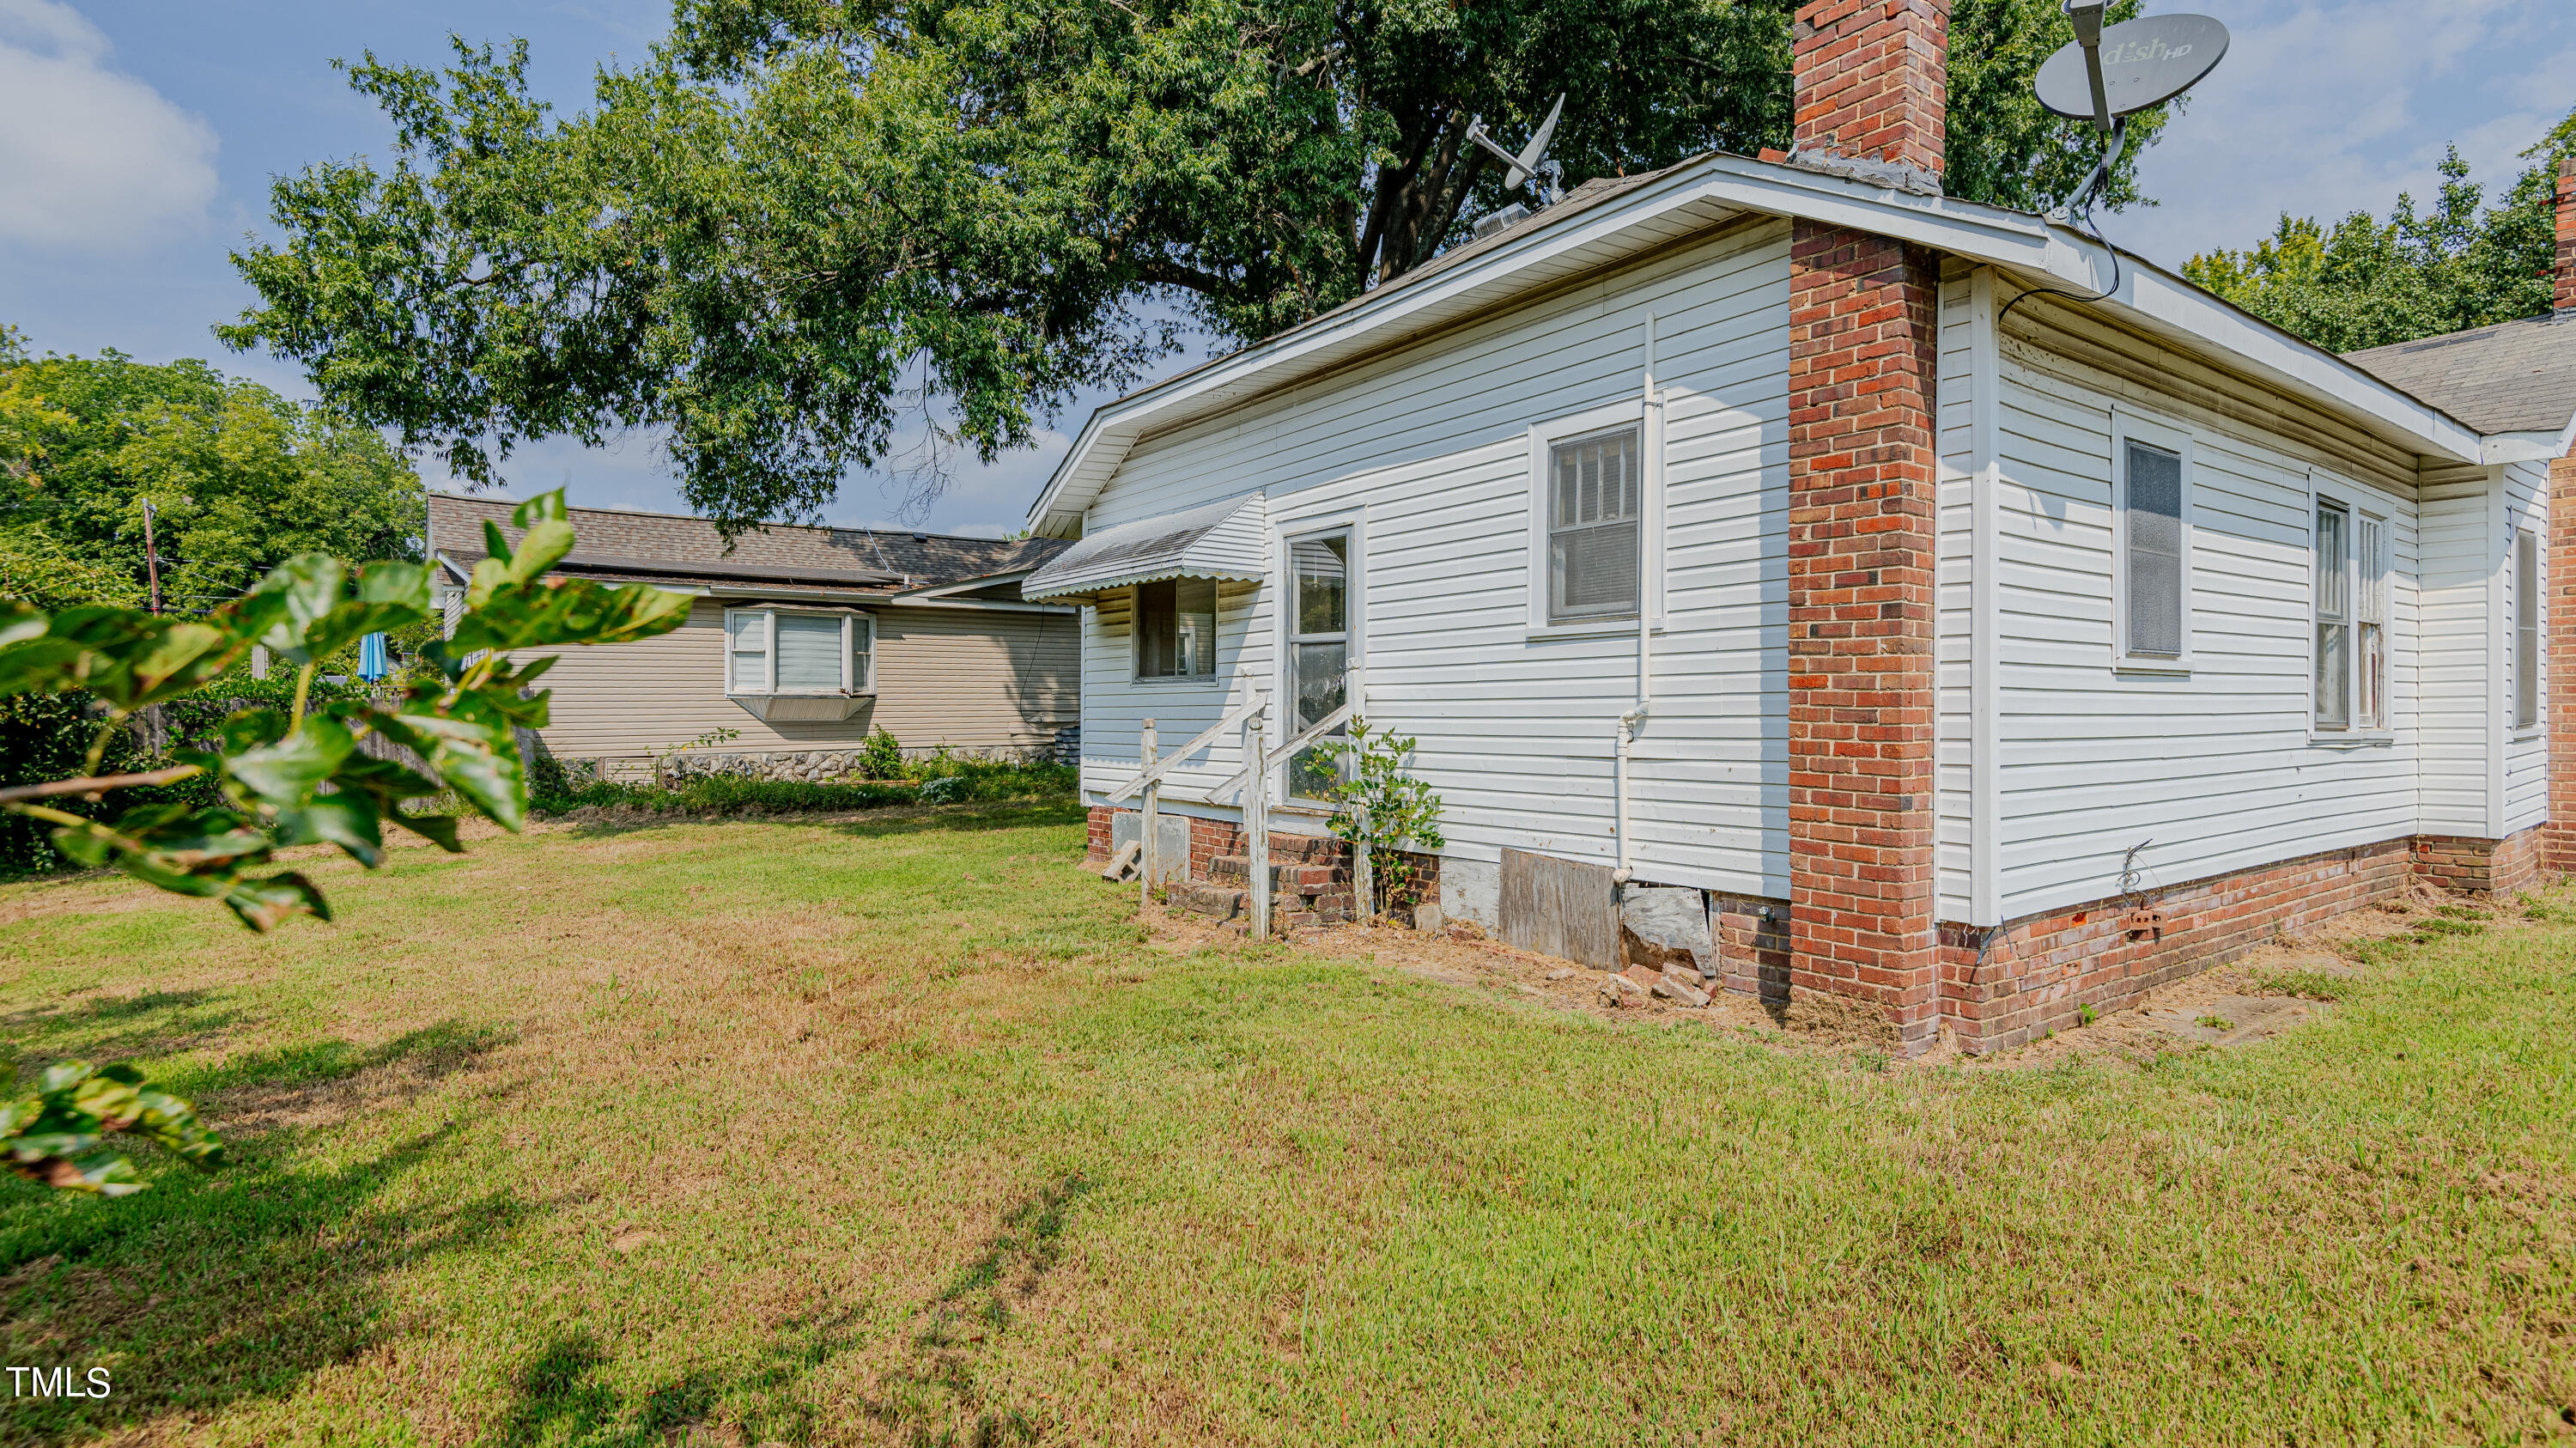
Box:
[726,610,768,693]
[1135,577,1217,678]
[1548,427,1640,623]
[2517,527,2540,728]
[2359,514,2386,730]
[2315,502,2349,728]
[2123,440,2184,657]
[775,613,845,691]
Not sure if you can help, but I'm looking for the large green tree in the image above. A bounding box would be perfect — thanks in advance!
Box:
[223,0,2163,529]
[0,333,424,612]
[2184,112,2576,356]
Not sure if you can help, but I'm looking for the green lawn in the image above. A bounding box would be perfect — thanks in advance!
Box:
[0,806,2569,1445]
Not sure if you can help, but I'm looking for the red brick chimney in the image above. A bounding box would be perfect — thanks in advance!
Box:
[1793,0,1952,179]
[2555,158,2575,318]
[1783,0,1952,1052]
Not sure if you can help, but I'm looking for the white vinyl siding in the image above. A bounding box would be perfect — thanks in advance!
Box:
[1077,218,1791,897]
[1988,294,2431,921]
[2504,459,2549,831]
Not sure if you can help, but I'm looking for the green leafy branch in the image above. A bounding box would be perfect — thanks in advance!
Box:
[0,1062,223,1196]
[0,489,690,931]
[0,490,689,1191]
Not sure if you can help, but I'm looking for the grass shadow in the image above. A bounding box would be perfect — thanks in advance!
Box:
[863,1172,1093,1446]
[0,989,247,1067]
[0,1123,547,1445]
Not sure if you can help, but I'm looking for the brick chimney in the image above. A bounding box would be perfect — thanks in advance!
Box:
[1793,0,1952,181]
[2556,158,2576,319]
[1782,0,1953,1053]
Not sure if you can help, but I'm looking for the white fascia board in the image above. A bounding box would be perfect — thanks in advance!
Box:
[1026,154,2486,536]
[2482,417,2576,464]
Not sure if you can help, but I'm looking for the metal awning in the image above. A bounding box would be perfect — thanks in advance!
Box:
[1020,492,1267,601]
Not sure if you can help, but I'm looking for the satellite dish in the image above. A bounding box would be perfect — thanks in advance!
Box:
[2035,10,2230,131]
[1466,94,1569,203]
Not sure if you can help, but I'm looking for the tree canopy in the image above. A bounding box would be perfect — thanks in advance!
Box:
[2184,111,2576,356]
[223,0,2164,529]
[0,329,424,613]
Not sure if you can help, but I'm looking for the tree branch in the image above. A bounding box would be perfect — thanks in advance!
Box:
[0,765,205,806]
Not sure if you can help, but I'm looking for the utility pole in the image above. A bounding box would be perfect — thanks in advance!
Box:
[142,499,161,615]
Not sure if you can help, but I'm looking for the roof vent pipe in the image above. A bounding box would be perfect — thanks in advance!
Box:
[1613,313,1661,886]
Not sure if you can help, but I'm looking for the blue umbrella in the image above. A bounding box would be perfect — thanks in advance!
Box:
[357,632,390,681]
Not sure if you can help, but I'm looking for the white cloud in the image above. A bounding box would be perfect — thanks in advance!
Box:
[2117,0,2575,268]
[0,0,218,249]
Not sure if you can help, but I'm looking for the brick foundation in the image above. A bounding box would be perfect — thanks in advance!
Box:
[2416,825,2548,900]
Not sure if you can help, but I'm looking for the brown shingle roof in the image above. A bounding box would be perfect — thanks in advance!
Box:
[425,493,1069,592]
[2343,314,2576,436]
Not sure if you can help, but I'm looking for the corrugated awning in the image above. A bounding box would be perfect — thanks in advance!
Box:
[1021,492,1267,601]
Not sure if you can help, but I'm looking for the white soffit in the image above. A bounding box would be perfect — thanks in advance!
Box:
[1025,153,2484,536]
[1020,492,1268,600]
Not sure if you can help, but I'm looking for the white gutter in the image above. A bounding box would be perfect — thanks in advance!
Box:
[2482,414,2576,464]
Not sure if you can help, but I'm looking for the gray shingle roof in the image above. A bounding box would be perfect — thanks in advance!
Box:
[426,494,1069,593]
[2342,314,2576,436]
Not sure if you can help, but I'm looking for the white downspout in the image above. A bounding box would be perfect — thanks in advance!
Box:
[1614,314,1660,885]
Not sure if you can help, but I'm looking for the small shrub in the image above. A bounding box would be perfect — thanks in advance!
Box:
[2077,1004,2099,1026]
[860,727,905,780]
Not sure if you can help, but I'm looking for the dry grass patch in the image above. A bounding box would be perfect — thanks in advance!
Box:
[0,809,2569,1445]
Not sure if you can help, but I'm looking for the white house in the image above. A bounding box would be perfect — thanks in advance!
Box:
[1022,0,2573,1053]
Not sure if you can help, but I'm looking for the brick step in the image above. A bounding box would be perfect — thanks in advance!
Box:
[1206,855,1345,892]
[1166,879,1358,931]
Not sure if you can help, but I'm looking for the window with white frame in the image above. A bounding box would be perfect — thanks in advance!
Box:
[2118,433,2188,663]
[2314,500,2351,729]
[724,607,873,694]
[2516,526,2541,729]
[1285,530,1351,800]
[1546,425,1642,624]
[1133,577,1218,678]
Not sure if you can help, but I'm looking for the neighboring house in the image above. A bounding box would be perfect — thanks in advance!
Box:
[1028,0,2569,1054]
[428,493,1079,772]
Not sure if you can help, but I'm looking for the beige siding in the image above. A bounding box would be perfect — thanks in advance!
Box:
[524,599,1078,761]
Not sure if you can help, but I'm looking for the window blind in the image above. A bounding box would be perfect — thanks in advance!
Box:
[775,613,845,691]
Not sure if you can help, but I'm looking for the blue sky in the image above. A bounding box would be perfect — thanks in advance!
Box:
[3,0,2572,537]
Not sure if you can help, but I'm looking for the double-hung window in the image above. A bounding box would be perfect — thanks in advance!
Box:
[724,607,873,695]
[1285,531,1352,801]
[1547,426,1642,623]
[2516,527,2541,729]
[2113,417,2190,667]
[1134,578,1218,678]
